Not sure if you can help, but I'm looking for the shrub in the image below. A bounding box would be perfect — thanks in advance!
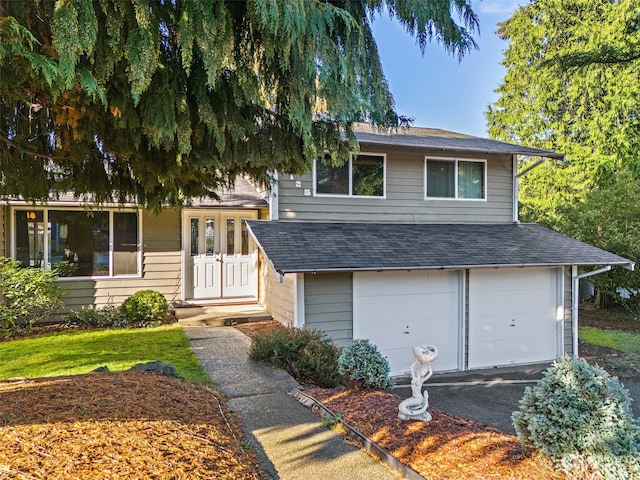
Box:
[69,304,128,328]
[338,339,392,389]
[513,355,640,479]
[120,290,170,322]
[249,326,342,387]
[0,258,64,329]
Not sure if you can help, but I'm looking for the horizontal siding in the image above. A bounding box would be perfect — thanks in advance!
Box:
[259,255,295,327]
[564,267,573,356]
[60,209,183,310]
[278,146,514,223]
[0,205,5,257]
[304,272,353,346]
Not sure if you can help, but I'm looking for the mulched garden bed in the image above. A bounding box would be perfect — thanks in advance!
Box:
[0,371,267,479]
[304,387,565,480]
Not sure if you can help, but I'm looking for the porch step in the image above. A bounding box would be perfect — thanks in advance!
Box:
[175,303,272,327]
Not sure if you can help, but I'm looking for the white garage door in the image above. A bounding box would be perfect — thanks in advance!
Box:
[353,270,461,377]
[468,268,560,369]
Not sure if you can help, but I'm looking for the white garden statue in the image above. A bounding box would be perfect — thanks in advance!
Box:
[397,344,439,421]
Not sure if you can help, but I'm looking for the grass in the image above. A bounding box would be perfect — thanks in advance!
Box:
[0,324,210,383]
[579,327,640,355]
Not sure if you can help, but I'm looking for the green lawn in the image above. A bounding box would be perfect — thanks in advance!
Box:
[579,327,640,355]
[0,325,210,383]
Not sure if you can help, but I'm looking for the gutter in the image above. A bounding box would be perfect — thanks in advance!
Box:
[274,261,632,276]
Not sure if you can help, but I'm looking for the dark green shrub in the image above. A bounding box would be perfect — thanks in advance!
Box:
[249,326,342,387]
[0,257,64,329]
[513,355,640,479]
[69,304,129,328]
[338,339,392,389]
[120,290,170,322]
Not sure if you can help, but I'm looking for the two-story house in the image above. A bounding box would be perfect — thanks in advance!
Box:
[1,123,633,375]
[245,124,634,375]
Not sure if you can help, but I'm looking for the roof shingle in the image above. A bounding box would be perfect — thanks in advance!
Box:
[246,221,633,274]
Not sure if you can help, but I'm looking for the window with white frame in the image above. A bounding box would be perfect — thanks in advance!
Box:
[425,158,486,200]
[12,208,140,277]
[314,153,385,197]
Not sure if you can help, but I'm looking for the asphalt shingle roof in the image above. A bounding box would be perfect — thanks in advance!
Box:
[351,124,565,160]
[246,221,633,274]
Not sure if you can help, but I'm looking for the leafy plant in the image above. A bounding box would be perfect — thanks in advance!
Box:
[513,355,640,479]
[560,172,640,312]
[120,290,170,322]
[338,339,392,390]
[69,304,129,328]
[249,326,342,388]
[321,413,343,430]
[0,257,64,329]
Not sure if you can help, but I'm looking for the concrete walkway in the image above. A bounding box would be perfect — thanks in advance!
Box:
[184,326,398,480]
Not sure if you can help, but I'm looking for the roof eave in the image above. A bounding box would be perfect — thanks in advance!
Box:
[354,137,565,161]
[276,261,633,275]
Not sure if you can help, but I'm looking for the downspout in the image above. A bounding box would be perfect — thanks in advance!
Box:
[269,172,279,220]
[571,265,612,357]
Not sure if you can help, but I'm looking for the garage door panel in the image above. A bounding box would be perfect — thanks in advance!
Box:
[354,270,460,376]
[471,269,555,292]
[479,338,556,366]
[471,314,557,342]
[469,268,559,369]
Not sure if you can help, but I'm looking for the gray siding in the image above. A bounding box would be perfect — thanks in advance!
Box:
[60,209,182,311]
[563,267,574,355]
[259,255,295,327]
[304,272,353,346]
[0,205,5,257]
[278,146,514,223]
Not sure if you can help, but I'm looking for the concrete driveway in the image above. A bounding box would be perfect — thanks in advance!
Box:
[391,364,640,435]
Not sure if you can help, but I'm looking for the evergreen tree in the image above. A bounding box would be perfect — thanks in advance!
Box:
[0,0,478,210]
[486,0,640,225]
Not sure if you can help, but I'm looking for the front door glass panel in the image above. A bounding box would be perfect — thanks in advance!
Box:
[190,219,198,256]
[205,218,215,255]
[226,219,235,255]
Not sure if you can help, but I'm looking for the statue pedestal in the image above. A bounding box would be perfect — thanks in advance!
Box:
[398,410,432,422]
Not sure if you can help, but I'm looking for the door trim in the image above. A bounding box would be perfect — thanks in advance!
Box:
[181,209,258,303]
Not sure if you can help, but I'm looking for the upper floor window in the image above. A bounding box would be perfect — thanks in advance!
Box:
[425,158,486,200]
[314,153,385,197]
[12,208,140,278]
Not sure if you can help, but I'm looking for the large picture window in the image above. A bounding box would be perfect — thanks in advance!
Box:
[314,153,385,197]
[13,208,140,277]
[425,158,486,200]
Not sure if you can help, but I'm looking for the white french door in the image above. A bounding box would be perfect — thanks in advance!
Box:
[183,210,258,301]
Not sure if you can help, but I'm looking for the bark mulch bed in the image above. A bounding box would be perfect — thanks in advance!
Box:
[0,371,267,479]
[304,388,564,480]
[236,321,564,479]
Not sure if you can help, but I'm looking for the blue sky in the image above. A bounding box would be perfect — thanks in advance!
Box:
[372,0,523,137]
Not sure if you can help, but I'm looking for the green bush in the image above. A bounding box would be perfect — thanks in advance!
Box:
[249,326,342,387]
[338,339,392,389]
[513,355,640,479]
[0,257,64,329]
[120,290,170,322]
[69,304,129,328]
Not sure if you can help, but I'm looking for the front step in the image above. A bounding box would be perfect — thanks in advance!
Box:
[175,304,272,327]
